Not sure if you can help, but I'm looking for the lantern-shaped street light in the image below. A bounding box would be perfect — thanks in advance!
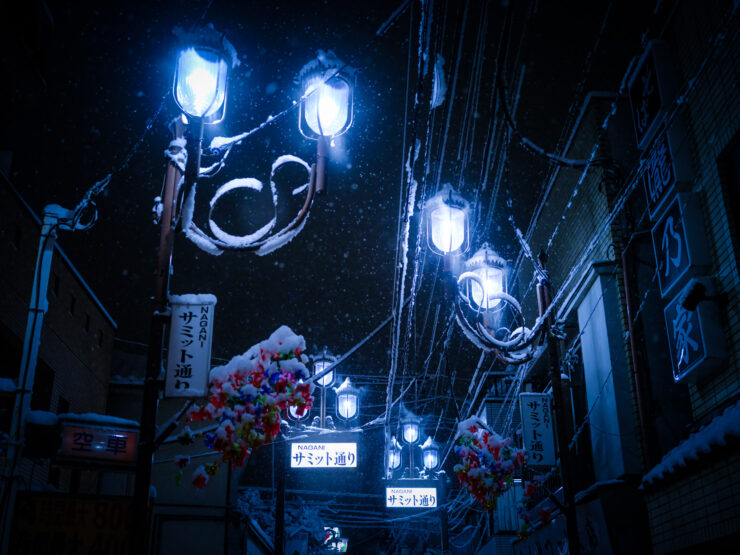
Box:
[461,243,507,311]
[388,436,402,474]
[401,412,421,446]
[173,46,229,123]
[298,52,355,193]
[421,436,441,471]
[312,347,337,428]
[335,377,360,421]
[401,409,422,478]
[426,185,470,258]
[288,401,310,423]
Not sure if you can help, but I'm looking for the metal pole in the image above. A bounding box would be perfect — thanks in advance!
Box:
[315,135,329,194]
[320,386,326,429]
[409,446,415,479]
[275,438,286,555]
[0,205,72,553]
[536,251,580,555]
[132,119,186,551]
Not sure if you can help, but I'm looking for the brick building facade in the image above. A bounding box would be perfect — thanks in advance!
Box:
[511,1,739,553]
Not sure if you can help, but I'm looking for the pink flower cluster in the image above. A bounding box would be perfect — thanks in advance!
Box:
[187,326,314,481]
[453,418,526,511]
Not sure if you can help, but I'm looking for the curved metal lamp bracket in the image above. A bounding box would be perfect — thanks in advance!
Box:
[184,156,317,256]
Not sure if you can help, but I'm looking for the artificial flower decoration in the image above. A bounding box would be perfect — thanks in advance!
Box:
[453,417,527,511]
[185,326,314,485]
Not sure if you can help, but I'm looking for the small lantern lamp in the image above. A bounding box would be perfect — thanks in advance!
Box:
[297,52,355,194]
[288,402,310,422]
[334,377,359,420]
[388,436,402,471]
[421,436,440,471]
[173,27,236,124]
[426,185,470,256]
[312,347,337,388]
[401,411,421,445]
[463,243,507,310]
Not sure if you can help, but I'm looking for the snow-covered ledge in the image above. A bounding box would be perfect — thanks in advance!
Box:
[641,398,740,487]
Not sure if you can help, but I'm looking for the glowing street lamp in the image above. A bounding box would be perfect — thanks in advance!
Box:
[312,348,337,428]
[401,412,421,446]
[388,436,402,472]
[462,243,507,311]
[421,436,440,471]
[173,46,229,122]
[426,185,470,257]
[288,401,310,423]
[335,378,360,421]
[298,52,355,193]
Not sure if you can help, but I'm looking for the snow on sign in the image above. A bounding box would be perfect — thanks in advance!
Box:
[385,487,437,509]
[290,442,357,468]
[165,294,217,398]
[519,393,556,466]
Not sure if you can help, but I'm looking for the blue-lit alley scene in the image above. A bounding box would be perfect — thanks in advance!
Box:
[0,0,739,553]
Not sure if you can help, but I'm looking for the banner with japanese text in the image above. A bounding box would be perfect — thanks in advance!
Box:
[519,393,556,466]
[165,294,217,398]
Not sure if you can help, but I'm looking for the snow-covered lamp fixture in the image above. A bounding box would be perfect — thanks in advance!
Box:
[462,243,507,311]
[421,436,440,471]
[426,185,470,256]
[334,377,359,420]
[173,27,237,124]
[298,52,354,139]
[297,51,355,194]
[312,347,337,388]
[401,410,421,445]
[388,436,402,470]
[288,402,310,422]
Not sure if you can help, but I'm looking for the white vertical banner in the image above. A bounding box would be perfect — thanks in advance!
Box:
[165,294,217,398]
[519,393,556,466]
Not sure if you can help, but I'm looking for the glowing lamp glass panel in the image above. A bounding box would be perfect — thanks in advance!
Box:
[175,48,228,118]
[314,360,334,387]
[402,422,420,445]
[430,204,466,254]
[337,393,358,420]
[304,77,350,137]
[470,266,504,309]
[288,404,308,421]
[388,448,401,470]
[423,448,439,470]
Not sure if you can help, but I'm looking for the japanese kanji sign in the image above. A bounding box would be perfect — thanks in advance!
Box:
[651,196,691,298]
[664,287,706,382]
[385,487,437,509]
[290,442,357,468]
[58,424,138,465]
[165,294,217,398]
[642,129,677,219]
[519,393,555,466]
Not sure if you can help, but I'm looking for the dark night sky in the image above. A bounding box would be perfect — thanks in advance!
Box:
[1,0,653,433]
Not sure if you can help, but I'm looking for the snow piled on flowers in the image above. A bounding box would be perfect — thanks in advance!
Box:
[454,417,526,511]
[187,326,314,486]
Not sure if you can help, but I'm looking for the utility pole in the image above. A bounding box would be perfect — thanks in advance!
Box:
[536,250,580,555]
[0,204,75,553]
[132,119,187,551]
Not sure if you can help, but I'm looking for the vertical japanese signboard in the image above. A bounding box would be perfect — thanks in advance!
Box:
[642,129,677,219]
[651,196,690,297]
[519,393,555,466]
[663,278,726,382]
[166,294,217,398]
